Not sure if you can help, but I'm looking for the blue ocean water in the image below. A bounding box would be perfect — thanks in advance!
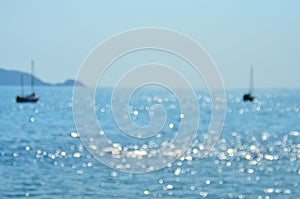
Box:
[0,86,300,198]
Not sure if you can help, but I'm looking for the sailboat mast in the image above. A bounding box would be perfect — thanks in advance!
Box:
[250,66,254,95]
[31,60,34,94]
[20,74,24,96]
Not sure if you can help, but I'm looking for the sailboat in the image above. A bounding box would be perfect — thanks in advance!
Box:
[16,60,39,103]
[243,66,255,102]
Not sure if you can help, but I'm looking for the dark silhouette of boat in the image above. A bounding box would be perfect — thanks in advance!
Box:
[243,93,254,102]
[243,66,255,102]
[16,60,39,103]
[16,93,39,103]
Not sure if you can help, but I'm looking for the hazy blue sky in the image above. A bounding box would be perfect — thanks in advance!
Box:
[0,1,299,89]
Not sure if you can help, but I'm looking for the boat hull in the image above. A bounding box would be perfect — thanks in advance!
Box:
[16,95,39,103]
[243,93,254,102]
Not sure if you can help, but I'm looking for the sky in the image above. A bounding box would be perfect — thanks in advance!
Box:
[0,1,299,89]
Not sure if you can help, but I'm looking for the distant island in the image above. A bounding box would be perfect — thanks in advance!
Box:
[0,68,84,87]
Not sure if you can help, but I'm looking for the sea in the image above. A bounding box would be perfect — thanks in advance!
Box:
[0,86,300,199]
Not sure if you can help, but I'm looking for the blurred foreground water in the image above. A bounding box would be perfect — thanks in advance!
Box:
[0,87,300,198]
